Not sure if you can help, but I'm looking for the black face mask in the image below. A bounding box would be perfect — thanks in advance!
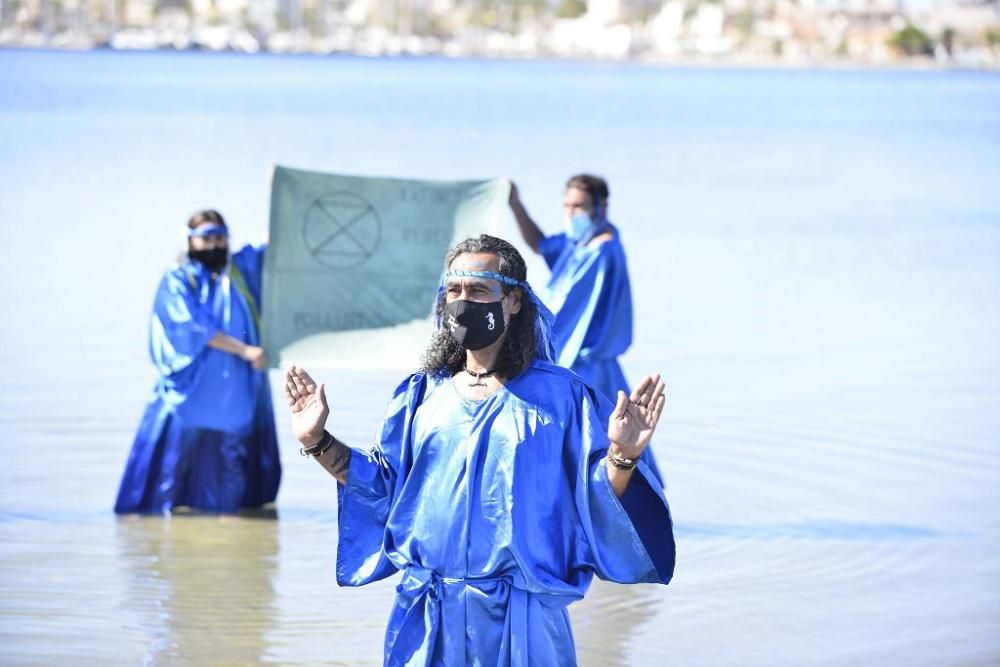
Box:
[189,248,228,272]
[443,299,506,351]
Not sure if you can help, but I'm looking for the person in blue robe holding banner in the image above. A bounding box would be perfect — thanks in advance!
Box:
[284,235,674,666]
[114,209,281,514]
[508,174,637,403]
[508,174,663,481]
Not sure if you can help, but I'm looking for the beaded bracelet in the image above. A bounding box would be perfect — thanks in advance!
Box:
[607,448,638,470]
[300,431,334,458]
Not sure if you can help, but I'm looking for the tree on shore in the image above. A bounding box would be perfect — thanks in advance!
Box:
[940,26,956,57]
[987,28,1000,55]
[889,24,935,57]
[556,0,585,19]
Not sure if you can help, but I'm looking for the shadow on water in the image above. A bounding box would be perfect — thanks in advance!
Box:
[114,514,280,664]
[169,505,280,521]
[677,520,947,540]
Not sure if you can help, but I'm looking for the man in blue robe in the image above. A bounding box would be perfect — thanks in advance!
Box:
[284,235,674,666]
[115,209,281,514]
[508,174,662,481]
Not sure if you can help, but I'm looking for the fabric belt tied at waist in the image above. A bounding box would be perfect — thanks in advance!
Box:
[387,566,530,666]
[397,566,516,600]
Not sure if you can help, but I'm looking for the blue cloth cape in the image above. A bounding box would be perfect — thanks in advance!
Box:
[539,227,663,483]
[336,360,675,666]
[114,245,281,514]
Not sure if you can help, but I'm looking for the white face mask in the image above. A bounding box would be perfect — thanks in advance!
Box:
[565,212,594,240]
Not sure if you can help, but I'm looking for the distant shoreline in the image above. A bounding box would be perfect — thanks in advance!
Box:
[2,42,997,73]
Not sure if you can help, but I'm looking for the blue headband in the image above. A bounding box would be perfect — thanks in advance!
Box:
[444,270,520,287]
[188,224,228,238]
[434,270,556,363]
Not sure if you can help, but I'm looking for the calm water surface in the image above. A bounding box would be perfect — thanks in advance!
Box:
[1,50,998,665]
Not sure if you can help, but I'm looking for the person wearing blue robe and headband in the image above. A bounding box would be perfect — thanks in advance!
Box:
[508,174,662,482]
[284,234,674,666]
[114,209,281,514]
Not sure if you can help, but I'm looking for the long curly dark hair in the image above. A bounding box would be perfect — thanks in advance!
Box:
[420,235,539,380]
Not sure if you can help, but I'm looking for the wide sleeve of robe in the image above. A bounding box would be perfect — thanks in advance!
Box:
[567,376,675,585]
[550,240,632,370]
[336,373,427,587]
[148,266,219,377]
[538,232,569,270]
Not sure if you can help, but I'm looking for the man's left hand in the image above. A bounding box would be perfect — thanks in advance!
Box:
[607,373,666,459]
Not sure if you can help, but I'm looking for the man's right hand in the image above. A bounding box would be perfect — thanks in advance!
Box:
[284,365,329,446]
[504,178,543,253]
[507,179,520,208]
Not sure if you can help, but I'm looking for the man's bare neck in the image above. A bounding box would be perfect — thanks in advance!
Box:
[452,338,508,400]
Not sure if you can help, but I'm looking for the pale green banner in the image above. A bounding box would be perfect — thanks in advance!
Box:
[263,166,510,369]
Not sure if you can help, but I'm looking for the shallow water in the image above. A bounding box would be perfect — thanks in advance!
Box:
[1,50,998,665]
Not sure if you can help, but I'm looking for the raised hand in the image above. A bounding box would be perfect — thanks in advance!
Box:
[607,373,666,459]
[507,178,520,207]
[284,365,329,447]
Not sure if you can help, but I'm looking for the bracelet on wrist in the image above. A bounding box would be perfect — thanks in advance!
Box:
[300,431,334,458]
[607,448,638,470]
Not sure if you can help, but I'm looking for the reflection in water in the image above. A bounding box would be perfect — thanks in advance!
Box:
[115,514,279,665]
[571,580,665,667]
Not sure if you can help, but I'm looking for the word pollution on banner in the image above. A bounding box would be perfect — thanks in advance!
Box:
[263,165,510,369]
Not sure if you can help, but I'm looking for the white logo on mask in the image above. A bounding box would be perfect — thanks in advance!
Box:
[486,312,495,330]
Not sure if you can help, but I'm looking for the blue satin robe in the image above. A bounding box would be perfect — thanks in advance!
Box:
[539,228,663,483]
[539,229,634,402]
[114,245,281,514]
[337,360,675,666]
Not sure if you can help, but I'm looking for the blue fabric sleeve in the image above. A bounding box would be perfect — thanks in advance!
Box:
[336,374,426,587]
[551,244,613,368]
[335,446,400,586]
[588,457,675,584]
[538,233,568,270]
[573,384,675,585]
[231,244,266,306]
[148,269,218,376]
